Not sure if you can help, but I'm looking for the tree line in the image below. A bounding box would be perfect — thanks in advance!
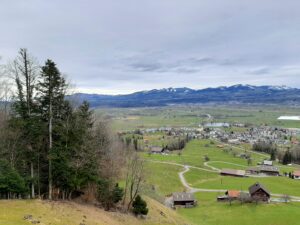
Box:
[0,49,148,215]
[252,141,300,165]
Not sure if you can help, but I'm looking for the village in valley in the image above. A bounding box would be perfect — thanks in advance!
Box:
[114,107,300,222]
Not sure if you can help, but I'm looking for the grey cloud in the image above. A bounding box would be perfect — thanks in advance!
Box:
[0,0,300,94]
[129,62,164,72]
[248,68,270,75]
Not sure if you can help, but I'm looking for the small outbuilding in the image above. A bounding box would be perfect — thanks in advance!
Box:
[217,190,240,202]
[249,182,270,202]
[293,171,300,179]
[220,169,246,177]
[150,146,164,154]
[172,192,196,207]
[263,160,273,166]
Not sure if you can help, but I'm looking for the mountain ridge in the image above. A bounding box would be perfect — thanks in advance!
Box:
[70,85,300,107]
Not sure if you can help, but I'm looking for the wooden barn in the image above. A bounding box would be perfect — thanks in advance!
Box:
[258,166,279,176]
[172,192,196,207]
[248,182,270,202]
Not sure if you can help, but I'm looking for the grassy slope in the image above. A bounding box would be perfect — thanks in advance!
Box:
[144,162,184,196]
[0,198,190,225]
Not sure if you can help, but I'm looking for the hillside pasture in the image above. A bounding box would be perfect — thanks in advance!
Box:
[178,192,300,225]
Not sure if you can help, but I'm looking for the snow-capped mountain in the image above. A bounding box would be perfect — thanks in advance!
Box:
[70,85,300,107]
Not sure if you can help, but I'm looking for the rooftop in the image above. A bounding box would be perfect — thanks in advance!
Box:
[221,169,246,176]
[294,170,300,177]
[249,182,270,196]
[172,192,195,202]
[226,190,240,198]
[278,116,300,121]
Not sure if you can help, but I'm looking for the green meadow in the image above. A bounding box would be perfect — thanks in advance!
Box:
[96,105,300,131]
[144,139,268,168]
[141,138,300,225]
[177,192,300,225]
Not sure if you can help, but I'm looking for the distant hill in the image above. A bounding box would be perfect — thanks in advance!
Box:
[70,85,300,107]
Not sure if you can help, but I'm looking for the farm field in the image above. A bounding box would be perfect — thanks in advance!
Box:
[95,105,300,131]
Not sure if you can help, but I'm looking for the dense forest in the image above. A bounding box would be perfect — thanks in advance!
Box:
[0,49,148,215]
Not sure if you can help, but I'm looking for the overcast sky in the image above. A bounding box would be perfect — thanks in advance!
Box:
[1,0,300,94]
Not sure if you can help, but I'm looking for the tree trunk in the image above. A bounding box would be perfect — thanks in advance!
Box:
[31,162,35,198]
[48,93,53,200]
[37,152,41,198]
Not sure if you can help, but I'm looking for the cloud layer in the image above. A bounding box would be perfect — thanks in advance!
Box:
[1,0,300,94]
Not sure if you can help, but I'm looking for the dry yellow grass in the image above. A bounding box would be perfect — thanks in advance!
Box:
[0,197,190,225]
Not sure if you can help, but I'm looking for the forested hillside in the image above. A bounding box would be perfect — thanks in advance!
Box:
[0,49,147,216]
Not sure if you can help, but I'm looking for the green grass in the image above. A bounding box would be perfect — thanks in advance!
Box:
[178,192,300,225]
[184,168,219,187]
[185,170,300,196]
[208,161,247,169]
[141,138,300,225]
[143,139,267,168]
[143,140,300,197]
[144,161,184,196]
[95,105,300,131]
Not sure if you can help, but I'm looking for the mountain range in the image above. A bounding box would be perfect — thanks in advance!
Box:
[70,84,300,107]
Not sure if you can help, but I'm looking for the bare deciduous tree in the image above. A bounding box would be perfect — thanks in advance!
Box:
[123,152,145,211]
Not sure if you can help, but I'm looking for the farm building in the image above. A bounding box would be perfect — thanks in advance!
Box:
[220,169,246,177]
[247,167,260,175]
[172,192,196,207]
[259,166,279,176]
[293,171,300,179]
[247,166,279,176]
[217,190,240,201]
[263,160,273,166]
[149,146,164,154]
[249,182,270,202]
